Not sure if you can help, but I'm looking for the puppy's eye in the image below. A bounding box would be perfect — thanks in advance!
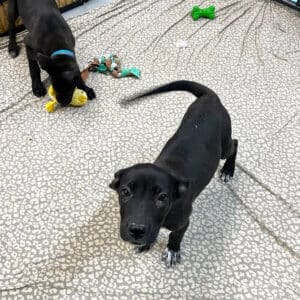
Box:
[157,193,168,202]
[120,187,131,197]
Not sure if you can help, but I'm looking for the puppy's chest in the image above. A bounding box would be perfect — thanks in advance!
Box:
[163,201,192,231]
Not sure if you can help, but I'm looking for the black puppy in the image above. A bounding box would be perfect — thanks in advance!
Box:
[7,0,95,106]
[110,81,238,267]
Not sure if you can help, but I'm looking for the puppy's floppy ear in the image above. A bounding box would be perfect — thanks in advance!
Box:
[109,169,125,190]
[37,53,53,70]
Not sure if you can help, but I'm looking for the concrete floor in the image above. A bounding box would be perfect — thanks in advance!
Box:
[63,0,113,19]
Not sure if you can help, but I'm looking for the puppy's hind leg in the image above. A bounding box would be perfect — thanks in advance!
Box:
[220,139,238,182]
[8,0,20,58]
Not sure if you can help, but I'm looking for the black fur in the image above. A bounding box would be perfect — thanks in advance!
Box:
[110,80,238,267]
[7,0,96,105]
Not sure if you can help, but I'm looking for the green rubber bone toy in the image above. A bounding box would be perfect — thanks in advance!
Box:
[191,5,216,21]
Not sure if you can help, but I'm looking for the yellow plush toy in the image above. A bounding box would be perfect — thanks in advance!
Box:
[45,85,88,113]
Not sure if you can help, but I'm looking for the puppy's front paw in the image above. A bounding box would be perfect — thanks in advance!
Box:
[32,82,46,97]
[219,172,231,182]
[161,248,181,268]
[134,244,151,253]
[219,166,234,182]
[8,44,20,58]
[86,87,96,100]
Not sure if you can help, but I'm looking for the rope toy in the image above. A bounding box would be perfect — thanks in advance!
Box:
[191,5,216,21]
[45,85,88,113]
[81,54,141,80]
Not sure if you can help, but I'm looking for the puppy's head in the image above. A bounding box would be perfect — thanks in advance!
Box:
[38,54,81,106]
[109,164,189,247]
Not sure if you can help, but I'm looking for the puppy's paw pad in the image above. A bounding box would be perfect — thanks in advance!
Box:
[134,244,151,253]
[161,248,181,268]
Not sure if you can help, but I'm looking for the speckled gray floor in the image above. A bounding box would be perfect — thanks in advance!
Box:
[0,0,299,299]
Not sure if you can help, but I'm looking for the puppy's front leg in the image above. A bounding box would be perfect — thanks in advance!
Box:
[25,45,46,97]
[162,221,189,267]
[77,78,96,100]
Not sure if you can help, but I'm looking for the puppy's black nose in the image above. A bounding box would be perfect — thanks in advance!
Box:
[128,223,146,237]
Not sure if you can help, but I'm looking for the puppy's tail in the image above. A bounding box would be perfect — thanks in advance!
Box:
[122,80,216,104]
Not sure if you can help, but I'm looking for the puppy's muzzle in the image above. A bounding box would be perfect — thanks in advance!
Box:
[128,223,147,240]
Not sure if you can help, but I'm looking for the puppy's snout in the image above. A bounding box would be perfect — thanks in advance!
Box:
[128,223,146,238]
[56,95,72,107]
[55,90,74,107]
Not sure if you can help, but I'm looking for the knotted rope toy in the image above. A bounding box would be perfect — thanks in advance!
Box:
[81,54,141,80]
[45,85,88,113]
[191,5,216,20]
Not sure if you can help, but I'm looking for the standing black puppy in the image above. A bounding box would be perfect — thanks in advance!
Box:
[7,0,95,106]
[110,81,238,267]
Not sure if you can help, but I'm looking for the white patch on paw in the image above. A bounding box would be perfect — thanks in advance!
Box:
[161,248,181,268]
[219,170,233,183]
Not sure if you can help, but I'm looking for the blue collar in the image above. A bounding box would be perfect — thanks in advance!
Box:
[51,49,75,58]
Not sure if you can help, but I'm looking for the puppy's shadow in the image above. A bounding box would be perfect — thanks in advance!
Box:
[192,175,238,271]
[27,192,129,291]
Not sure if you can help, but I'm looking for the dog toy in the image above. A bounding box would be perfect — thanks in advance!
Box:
[191,5,216,20]
[82,54,141,79]
[45,85,88,113]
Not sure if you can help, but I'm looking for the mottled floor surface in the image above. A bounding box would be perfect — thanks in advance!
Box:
[0,0,299,299]
[63,0,113,19]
